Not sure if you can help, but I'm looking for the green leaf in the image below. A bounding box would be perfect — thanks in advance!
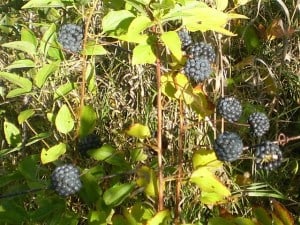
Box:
[39,23,56,57]
[192,149,222,169]
[2,41,36,55]
[208,217,235,225]
[271,199,295,225]
[161,73,177,99]
[18,154,39,182]
[132,43,156,65]
[190,167,231,197]
[102,10,135,33]
[41,143,66,164]
[127,16,152,37]
[79,105,97,137]
[4,121,21,147]
[0,200,28,224]
[233,217,256,225]
[21,27,37,47]
[82,42,107,55]
[22,0,64,8]
[34,61,60,88]
[147,210,170,225]
[253,207,272,225]
[136,166,158,198]
[103,183,135,207]
[18,109,35,124]
[88,144,115,161]
[54,82,77,100]
[5,59,35,70]
[161,31,182,61]
[0,72,32,91]
[200,191,227,204]
[55,104,74,134]
[125,123,151,138]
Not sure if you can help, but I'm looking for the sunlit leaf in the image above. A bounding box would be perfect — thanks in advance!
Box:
[147,210,170,225]
[208,217,235,225]
[0,72,32,90]
[22,0,64,8]
[82,42,107,55]
[18,109,35,124]
[216,0,228,11]
[190,167,230,196]
[200,191,227,205]
[2,41,36,55]
[136,166,158,198]
[5,59,35,70]
[233,217,256,225]
[192,149,222,169]
[41,143,66,164]
[55,104,74,134]
[132,44,156,65]
[161,31,182,61]
[161,73,176,99]
[54,82,77,100]
[102,10,135,33]
[34,61,60,88]
[39,23,56,57]
[79,105,97,137]
[103,183,135,207]
[253,207,272,225]
[4,121,21,147]
[21,27,37,47]
[127,15,152,37]
[125,123,151,138]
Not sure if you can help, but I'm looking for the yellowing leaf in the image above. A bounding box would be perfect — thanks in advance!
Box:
[161,73,176,99]
[161,31,183,61]
[147,210,170,225]
[192,149,223,169]
[55,104,74,134]
[132,44,156,65]
[125,123,151,138]
[216,0,228,11]
[136,166,158,198]
[190,167,231,197]
[41,143,66,164]
[200,191,227,205]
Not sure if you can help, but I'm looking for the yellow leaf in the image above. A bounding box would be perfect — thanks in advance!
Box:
[216,0,228,11]
[125,123,151,138]
[136,166,158,198]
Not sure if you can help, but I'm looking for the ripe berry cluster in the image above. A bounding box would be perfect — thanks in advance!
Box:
[58,24,83,53]
[254,141,283,170]
[51,164,82,197]
[77,133,102,155]
[178,29,215,83]
[248,112,270,137]
[214,131,243,162]
[217,97,242,123]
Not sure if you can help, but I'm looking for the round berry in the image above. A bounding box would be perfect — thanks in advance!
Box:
[248,112,270,137]
[214,131,244,162]
[254,141,283,170]
[187,42,216,63]
[77,133,102,155]
[58,23,83,53]
[178,29,192,50]
[184,57,212,82]
[217,97,242,122]
[51,164,82,197]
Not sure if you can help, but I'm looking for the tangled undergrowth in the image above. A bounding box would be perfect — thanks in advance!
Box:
[0,0,299,224]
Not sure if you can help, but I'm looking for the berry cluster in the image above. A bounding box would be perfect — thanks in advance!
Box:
[178,30,193,50]
[254,141,283,170]
[51,164,82,197]
[58,24,83,53]
[186,42,216,63]
[217,97,242,122]
[77,133,102,155]
[214,131,244,162]
[248,112,270,137]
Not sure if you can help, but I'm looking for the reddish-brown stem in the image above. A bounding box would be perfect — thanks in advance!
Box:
[76,2,96,137]
[152,25,164,212]
[175,98,184,224]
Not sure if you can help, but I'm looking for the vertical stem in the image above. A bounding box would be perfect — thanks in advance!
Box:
[175,98,184,224]
[152,25,164,211]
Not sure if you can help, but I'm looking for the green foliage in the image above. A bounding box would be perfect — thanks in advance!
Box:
[0,0,299,224]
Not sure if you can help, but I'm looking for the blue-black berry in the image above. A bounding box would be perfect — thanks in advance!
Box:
[187,42,216,63]
[184,57,212,82]
[248,112,270,137]
[51,164,82,197]
[255,141,283,170]
[58,24,83,53]
[214,131,244,162]
[178,29,192,50]
[217,97,242,122]
[77,133,102,155]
